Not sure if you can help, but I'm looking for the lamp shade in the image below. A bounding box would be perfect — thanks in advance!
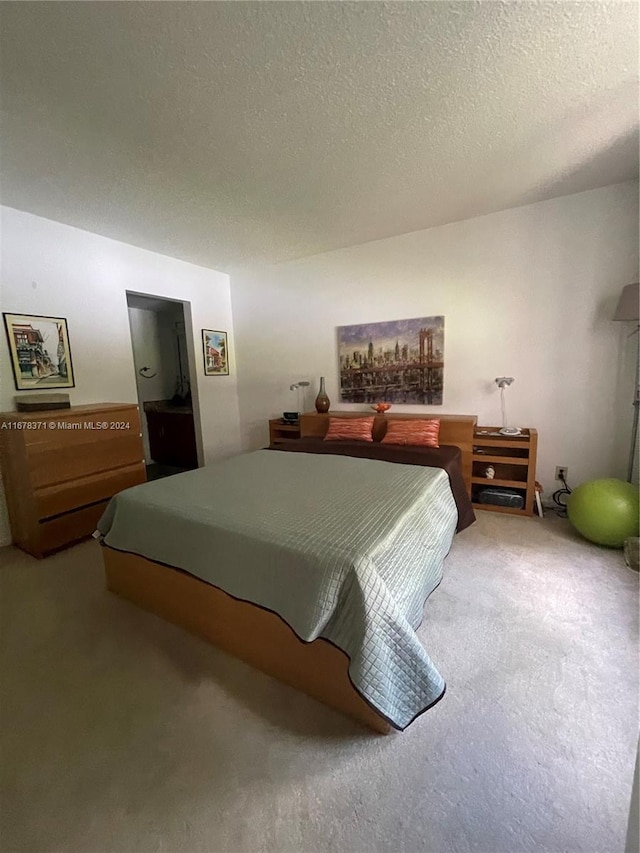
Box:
[613,282,639,322]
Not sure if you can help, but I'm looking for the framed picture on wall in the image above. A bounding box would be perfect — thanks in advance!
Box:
[338,315,444,405]
[3,313,75,390]
[202,329,229,376]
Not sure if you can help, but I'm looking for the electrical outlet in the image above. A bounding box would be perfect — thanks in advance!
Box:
[555,466,568,481]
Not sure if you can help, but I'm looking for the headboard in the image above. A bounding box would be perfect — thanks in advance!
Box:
[299,412,477,496]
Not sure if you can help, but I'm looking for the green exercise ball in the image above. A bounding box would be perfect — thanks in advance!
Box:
[567,478,639,548]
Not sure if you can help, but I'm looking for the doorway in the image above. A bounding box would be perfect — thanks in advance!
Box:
[126,293,200,481]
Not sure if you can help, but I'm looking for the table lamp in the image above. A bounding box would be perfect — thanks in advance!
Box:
[288,380,310,417]
[495,376,521,435]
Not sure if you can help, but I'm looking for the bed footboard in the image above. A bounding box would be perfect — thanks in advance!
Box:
[102,546,391,734]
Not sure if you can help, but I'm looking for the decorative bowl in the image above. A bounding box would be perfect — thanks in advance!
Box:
[371,402,392,413]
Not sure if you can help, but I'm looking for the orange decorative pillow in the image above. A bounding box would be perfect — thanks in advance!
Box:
[380,419,440,447]
[324,416,375,442]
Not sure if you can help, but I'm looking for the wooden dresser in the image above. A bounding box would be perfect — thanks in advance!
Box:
[0,403,146,557]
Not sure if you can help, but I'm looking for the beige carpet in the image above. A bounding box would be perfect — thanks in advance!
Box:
[1,514,638,853]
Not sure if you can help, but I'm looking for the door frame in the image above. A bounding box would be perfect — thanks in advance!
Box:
[125,291,204,468]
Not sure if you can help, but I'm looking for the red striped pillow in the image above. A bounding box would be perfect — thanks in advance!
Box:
[380,419,440,447]
[324,416,375,442]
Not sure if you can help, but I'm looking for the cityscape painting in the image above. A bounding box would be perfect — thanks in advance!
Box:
[202,329,229,376]
[3,313,75,390]
[338,316,444,405]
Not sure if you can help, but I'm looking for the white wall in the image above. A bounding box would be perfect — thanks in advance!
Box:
[0,206,241,545]
[232,182,639,492]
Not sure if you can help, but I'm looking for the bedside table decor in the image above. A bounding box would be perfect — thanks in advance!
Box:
[494,376,521,436]
[314,377,330,413]
[289,380,310,413]
[477,488,524,510]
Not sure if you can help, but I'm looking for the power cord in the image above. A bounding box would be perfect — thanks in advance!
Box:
[551,472,572,517]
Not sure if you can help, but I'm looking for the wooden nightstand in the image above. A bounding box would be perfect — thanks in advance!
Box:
[472,427,538,516]
[269,418,301,446]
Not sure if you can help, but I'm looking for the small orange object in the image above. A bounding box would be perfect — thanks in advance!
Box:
[371,402,392,413]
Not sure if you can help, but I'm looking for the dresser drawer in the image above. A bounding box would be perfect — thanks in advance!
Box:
[36,500,110,556]
[35,462,146,520]
[28,433,145,489]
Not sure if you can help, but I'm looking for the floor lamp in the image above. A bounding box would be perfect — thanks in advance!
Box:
[613,282,640,483]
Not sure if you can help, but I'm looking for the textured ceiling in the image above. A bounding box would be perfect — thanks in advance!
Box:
[0,1,638,271]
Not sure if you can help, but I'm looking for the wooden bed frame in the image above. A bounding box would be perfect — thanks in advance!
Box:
[103,412,477,733]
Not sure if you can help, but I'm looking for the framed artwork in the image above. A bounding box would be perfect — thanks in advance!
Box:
[202,329,229,376]
[338,315,444,405]
[3,313,75,390]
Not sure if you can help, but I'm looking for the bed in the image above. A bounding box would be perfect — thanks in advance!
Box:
[98,412,476,733]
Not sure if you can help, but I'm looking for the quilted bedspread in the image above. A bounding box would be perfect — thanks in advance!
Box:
[96,449,460,729]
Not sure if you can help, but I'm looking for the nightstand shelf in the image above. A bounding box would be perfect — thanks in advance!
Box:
[471,476,528,489]
[269,419,301,446]
[471,427,538,516]
[472,454,528,466]
[471,502,530,517]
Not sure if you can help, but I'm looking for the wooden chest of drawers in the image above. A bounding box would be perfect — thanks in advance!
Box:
[0,403,146,557]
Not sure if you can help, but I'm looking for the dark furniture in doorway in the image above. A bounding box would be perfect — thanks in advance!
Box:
[144,401,198,470]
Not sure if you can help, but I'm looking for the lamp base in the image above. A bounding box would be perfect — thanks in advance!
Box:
[499,427,522,436]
